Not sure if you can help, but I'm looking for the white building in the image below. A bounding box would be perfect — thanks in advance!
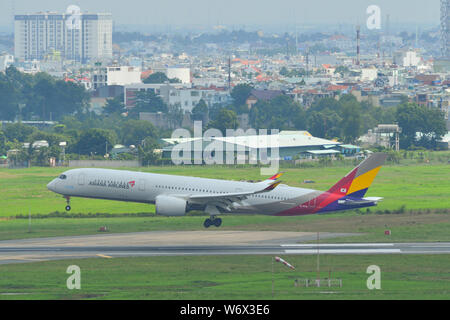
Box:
[394,50,421,67]
[0,54,14,71]
[167,67,191,84]
[92,66,141,89]
[360,67,378,82]
[124,83,231,113]
[167,88,231,112]
[14,12,112,63]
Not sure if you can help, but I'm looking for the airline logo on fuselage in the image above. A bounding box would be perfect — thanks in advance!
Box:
[88,179,135,189]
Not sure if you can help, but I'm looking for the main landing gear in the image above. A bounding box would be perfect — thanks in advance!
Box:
[203,216,222,228]
[64,196,71,211]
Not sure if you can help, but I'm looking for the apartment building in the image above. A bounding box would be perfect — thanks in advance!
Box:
[14,12,112,63]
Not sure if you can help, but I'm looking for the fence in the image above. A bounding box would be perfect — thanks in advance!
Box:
[68,160,140,168]
[294,278,342,288]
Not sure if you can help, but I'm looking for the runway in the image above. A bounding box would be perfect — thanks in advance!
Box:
[0,231,449,265]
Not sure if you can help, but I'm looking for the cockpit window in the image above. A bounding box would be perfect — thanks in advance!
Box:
[59,174,67,180]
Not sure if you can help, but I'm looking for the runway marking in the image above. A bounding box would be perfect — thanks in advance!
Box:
[281,243,394,247]
[410,246,450,248]
[0,257,46,262]
[284,249,401,254]
[0,248,60,252]
[96,254,113,259]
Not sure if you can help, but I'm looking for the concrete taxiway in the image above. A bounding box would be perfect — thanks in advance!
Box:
[0,231,449,265]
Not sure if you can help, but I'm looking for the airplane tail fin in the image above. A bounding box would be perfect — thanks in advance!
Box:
[327,153,387,199]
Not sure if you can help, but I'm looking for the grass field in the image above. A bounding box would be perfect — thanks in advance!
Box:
[0,162,449,217]
[0,254,449,300]
[0,212,449,243]
[0,162,449,243]
[0,161,449,300]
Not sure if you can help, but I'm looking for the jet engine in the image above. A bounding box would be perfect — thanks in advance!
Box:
[155,195,188,216]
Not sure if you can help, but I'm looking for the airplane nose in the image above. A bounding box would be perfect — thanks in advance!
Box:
[47,180,57,192]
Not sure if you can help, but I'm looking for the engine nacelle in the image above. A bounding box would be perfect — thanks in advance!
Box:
[155,195,188,216]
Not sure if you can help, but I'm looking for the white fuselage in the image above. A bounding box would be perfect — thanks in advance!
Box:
[47,168,318,215]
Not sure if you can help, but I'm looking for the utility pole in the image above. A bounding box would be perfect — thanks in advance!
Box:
[317,231,320,286]
[272,257,274,299]
[305,47,309,79]
[356,25,361,66]
[228,56,231,91]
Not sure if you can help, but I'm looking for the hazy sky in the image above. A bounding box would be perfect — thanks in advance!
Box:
[0,0,440,30]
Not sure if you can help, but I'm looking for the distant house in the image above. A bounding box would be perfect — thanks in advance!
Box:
[90,85,124,114]
[245,89,284,109]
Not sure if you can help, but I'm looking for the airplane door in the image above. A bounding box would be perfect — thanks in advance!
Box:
[139,179,145,192]
[78,173,85,186]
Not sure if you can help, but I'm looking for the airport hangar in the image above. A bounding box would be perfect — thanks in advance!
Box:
[160,130,360,162]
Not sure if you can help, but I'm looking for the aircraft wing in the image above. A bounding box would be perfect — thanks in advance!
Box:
[337,197,384,207]
[187,180,282,211]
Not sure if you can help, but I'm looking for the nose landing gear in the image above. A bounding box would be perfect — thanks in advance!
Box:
[64,196,71,211]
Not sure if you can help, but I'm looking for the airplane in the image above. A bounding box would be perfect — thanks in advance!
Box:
[47,153,387,228]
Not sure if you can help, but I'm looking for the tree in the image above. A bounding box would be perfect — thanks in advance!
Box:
[0,68,89,121]
[340,98,363,143]
[207,109,238,134]
[120,120,158,146]
[143,72,168,84]
[3,123,36,142]
[71,128,117,156]
[307,110,342,139]
[104,94,125,115]
[130,90,168,117]
[249,95,305,130]
[396,102,447,149]
[334,66,349,77]
[191,99,208,121]
[279,67,289,76]
[138,137,161,165]
[0,131,7,155]
[0,80,19,120]
[231,84,253,107]
[143,72,181,84]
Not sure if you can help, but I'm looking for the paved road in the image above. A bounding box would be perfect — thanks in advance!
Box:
[0,230,449,264]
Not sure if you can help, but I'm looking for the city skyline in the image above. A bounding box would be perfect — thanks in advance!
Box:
[0,0,441,32]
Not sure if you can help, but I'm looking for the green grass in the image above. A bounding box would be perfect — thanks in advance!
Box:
[0,254,449,300]
[1,212,449,243]
[0,162,449,217]
[0,162,449,243]
[1,160,449,300]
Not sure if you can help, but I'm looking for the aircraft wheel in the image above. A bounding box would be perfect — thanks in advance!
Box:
[213,218,222,227]
[203,218,211,228]
[65,205,71,211]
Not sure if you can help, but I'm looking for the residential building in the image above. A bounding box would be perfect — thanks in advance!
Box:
[14,12,112,63]
[0,54,14,71]
[92,65,141,89]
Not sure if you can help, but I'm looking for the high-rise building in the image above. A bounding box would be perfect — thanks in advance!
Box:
[441,0,450,58]
[14,11,112,63]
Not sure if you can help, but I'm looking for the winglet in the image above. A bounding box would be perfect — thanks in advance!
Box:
[263,180,282,191]
[268,172,285,181]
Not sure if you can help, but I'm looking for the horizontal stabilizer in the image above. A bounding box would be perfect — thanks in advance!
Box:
[338,197,383,207]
